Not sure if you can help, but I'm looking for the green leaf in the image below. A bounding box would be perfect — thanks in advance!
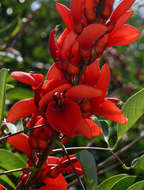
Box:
[6,88,33,100]
[98,174,128,190]
[0,18,21,39]
[6,84,14,91]
[131,154,144,170]
[80,150,97,190]
[0,68,8,126]
[0,169,15,189]
[111,176,136,190]
[126,180,144,190]
[117,88,144,141]
[100,120,110,145]
[0,149,26,177]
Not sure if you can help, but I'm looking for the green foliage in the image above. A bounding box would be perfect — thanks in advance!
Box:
[126,180,144,190]
[131,154,144,171]
[0,68,8,126]
[0,149,26,177]
[80,150,98,190]
[0,170,15,189]
[98,174,128,190]
[117,88,144,142]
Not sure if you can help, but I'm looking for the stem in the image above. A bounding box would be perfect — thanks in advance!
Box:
[52,146,109,154]
[0,168,29,176]
[0,124,49,142]
[61,143,86,190]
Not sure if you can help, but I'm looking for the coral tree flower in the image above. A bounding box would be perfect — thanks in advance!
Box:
[52,0,140,70]
[7,134,82,190]
[6,65,102,139]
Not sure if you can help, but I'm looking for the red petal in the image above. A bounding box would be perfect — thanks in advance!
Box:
[41,174,67,190]
[56,3,73,31]
[96,64,110,98]
[7,133,31,158]
[73,118,102,138]
[11,72,43,89]
[85,0,95,8]
[78,24,107,49]
[46,63,66,81]
[110,0,135,21]
[49,29,58,60]
[82,60,100,85]
[61,31,77,60]
[39,83,71,112]
[66,85,102,101]
[57,28,69,49]
[7,98,37,122]
[108,24,140,46]
[92,99,128,124]
[46,98,81,137]
[70,0,83,32]
[112,10,134,32]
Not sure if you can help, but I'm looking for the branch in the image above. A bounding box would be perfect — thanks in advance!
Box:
[0,168,29,176]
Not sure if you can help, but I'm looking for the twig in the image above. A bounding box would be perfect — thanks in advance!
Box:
[0,124,49,142]
[0,168,29,176]
[61,143,86,190]
[52,146,109,154]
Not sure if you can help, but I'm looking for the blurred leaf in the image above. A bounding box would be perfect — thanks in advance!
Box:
[0,68,8,126]
[6,88,33,100]
[0,50,23,63]
[111,176,136,190]
[0,18,21,39]
[6,84,14,91]
[80,150,97,190]
[0,170,15,189]
[98,174,128,190]
[131,154,144,170]
[0,149,26,177]
[126,180,144,190]
[117,88,144,142]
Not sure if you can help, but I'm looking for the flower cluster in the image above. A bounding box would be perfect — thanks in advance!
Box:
[6,0,140,189]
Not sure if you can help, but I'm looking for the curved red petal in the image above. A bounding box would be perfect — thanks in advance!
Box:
[46,63,65,81]
[66,84,102,101]
[57,28,69,49]
[39,83,71,112]
[41,174,67,190]
[56,3,73,31]
[96,64,110,98]
[11,72,43,89]
[7,133,31,158]
[92,99,128,124]
[110,0,135,21]
[108,24,140,46]
[61,31,77,60]
[85,119,102,137]
[78,24,107,49]
[7,98,37,122]
[49,29,58,60]
[46,99,81,137]
[112,10,134,32]
[70,0,83,30]
[82,60,100,85]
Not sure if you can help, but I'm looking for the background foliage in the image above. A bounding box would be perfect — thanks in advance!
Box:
[0,0,144,189]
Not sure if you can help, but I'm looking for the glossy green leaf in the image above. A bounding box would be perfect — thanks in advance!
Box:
[0,149,26,177]
[6,88,33,100]
[126,180,144,190]
[0,68,8,126]
[80,150,97,190]
[117,88,144,141]
[100,120,110,145]
[111,176,136,190]
[0,18,21,39]
[6,84,14,91]
[131,154,144,170]
[0,170,15,189]
[98,174,128,190]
